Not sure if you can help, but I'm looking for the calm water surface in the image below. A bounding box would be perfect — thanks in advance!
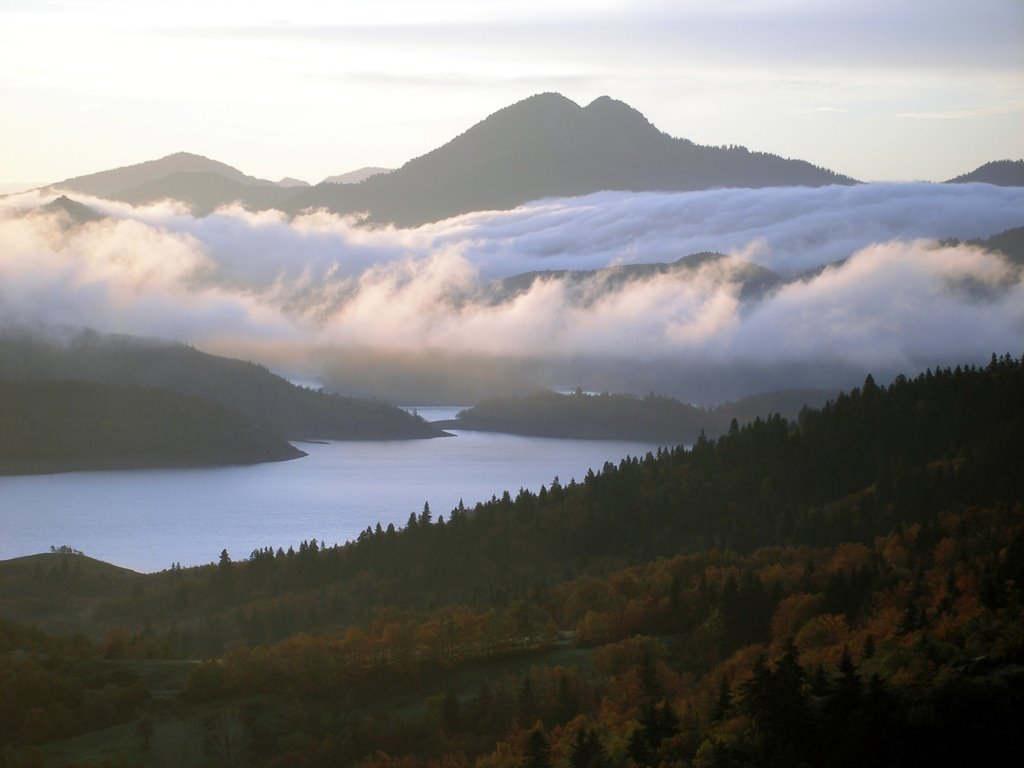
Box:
[0,416,663,572]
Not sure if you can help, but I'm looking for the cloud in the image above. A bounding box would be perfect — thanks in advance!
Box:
[1,183,1022,399]
[727,240,1023,369]
[428,183,1024,277]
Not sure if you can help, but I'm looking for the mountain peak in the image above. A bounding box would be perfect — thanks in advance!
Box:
[321,167,392,185]
[38,195,104,223]
[161,151,214,162]
[285,92,854,226]
[584,95,659,134]
[517,91,580,108]
[585,95,636,112]
[484,92,583,124]
[51,152,278,199]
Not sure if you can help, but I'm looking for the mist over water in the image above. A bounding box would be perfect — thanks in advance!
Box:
[1,182,1022,399]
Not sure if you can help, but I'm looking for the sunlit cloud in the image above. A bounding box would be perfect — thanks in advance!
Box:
[1,184,1022,396]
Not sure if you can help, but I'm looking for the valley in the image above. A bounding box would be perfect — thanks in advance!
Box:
[1,17,1021,760]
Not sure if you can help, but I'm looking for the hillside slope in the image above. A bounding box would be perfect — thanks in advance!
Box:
[946,159,1024,186]
[1,356,1021,767]
[50,152,279,198]
[0,379,305,474]
[286,93,856,225]
[0,331,444,440]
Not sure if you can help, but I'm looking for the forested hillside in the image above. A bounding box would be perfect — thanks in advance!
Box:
[1,355,1021,766]
[448,388,835,442]
[0,332,444,441]
[0,379,304,474]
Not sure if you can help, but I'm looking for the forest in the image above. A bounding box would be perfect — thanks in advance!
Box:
[0,355,1021,766]
[0,379,304,474]
[0,332,445,441]
[446,388,833,443]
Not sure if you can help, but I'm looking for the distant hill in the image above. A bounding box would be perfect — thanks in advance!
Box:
[0,379,305,475]
[0,358,1021,767]
[444,387,836,442]
[49,152,279,199]
[47,94,856,225]
[445,390,714,442]
[946,159,1024,186]
[0,331,446,440]
[975,225,1024,265]
[111,171,296,214]
[48,155,319,213]
[482,251,783,306]
[939,224,1024,266]
[321,167,392,184]
[34,194,104,224]
[284,93,857,226]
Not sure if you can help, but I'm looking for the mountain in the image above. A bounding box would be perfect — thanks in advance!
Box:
[111,171,296,214]
[975,225,1024,265]
[443,386,836,442]
[482,251,783,306]
[0,330,446,440]
[940,224,1024,267]
[321,167,392,184]
[276,177,310,188]
[285,93,857,226]
[41,95,855,225]
[34,194,104,224]
[946,159,1024,186]
[1,357,1021,766]
[49,151,279,199]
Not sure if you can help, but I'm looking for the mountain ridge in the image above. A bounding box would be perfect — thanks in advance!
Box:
[321,167,392,185]
[0,330,446,441]
[946,159,1024,186]
[49,151,280,198]
[284,93,858,225]
[41,94,859,224]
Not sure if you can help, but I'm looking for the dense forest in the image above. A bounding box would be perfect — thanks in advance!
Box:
[0,355,1021,766]
[0,379,304,474]
[0,331,445,441]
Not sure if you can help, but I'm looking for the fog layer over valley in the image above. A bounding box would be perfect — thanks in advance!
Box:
[2,183,1023,402]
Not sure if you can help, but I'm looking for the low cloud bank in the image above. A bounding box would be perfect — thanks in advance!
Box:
[1,183,1022,400]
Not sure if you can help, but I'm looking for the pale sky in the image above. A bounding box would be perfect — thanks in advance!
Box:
[1,0,1022,186]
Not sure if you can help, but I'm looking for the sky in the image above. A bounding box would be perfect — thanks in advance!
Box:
[1,0,1022,187]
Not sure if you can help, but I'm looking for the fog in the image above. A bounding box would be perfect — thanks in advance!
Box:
[1,183,1021,401]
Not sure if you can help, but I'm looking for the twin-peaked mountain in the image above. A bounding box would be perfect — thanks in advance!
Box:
[50,93,856,225]
[282,93,857,225]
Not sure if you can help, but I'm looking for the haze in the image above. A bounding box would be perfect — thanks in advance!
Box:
[2,0,1022,186]
[3,182,1022,401]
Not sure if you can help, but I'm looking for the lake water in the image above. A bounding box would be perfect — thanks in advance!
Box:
[0,412,664,572]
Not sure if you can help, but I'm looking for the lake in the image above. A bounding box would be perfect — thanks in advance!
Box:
[0,414,665,573]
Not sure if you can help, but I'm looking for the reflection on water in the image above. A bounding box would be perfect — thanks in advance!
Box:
[0,430,665,572]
